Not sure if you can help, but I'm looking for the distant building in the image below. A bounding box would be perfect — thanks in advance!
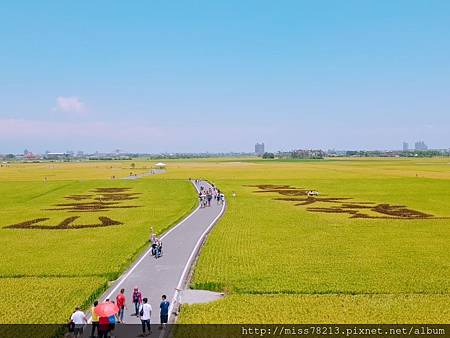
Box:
[44,152,68,160]
[402,142,409,151]
[24,151,38,160]
[255,142,265,156]
[291,149,325,159]
[414,141,428,151]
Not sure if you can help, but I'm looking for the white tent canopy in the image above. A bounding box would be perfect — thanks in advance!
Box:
[154,162,166,167]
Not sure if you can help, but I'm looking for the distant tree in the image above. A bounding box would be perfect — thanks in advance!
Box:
[5,154,15,159]
[131,162,136,169]
[262,152,275,159]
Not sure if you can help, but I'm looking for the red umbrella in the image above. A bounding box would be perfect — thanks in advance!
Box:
[95,301,119,317]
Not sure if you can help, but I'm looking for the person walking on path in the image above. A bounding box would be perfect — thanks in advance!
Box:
[116,288,126,323]
[216,190,221,204]
[138,297,152,337]
[159,295,170,329]
[70,307,87,338]
[199,191,206,208]
[206,190,212,207]
[150,227,158,256]
[108,301,118,334]
[90,301,99,338]
[155,238,163,259]
[98,315,110,338]
[132,287,143,316]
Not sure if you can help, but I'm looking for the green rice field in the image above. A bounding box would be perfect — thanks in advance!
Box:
[1,158,450,323]
[172,158,450,323]
[0,162,195,323]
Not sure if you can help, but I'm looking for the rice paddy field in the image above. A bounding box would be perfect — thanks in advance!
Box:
[164,157,450,323]
[0,162,196,323]
[1,157,450,323]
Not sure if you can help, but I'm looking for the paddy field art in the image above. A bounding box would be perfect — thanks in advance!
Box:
[165,158,450,324]
[1,158,449,324]
[0,162,196,323]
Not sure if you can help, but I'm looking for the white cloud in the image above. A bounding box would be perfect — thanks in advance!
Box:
[54,96,86,114]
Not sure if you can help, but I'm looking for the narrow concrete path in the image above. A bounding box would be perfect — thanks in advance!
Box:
[91,180,225,325]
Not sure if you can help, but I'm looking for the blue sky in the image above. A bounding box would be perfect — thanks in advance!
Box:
[1,0,449,153]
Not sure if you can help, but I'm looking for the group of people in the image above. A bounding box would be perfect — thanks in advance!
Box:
[198,184,224,208]
[69,287,171,338]
[150,227,163,258]
[128,287,170,337]
[67,179,224,338]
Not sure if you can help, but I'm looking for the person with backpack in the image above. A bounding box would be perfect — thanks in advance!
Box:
[139,297,152,336]
[159,295,170,329]
[116,288,126,323]
[132,287,143,316]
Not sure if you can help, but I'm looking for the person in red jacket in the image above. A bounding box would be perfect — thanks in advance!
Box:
[116,288,127,323]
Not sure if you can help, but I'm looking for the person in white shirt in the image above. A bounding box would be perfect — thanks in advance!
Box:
[139,297,152,336]
[70,307,87,337]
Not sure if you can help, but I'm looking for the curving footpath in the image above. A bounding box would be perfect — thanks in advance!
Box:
[90,180,225,325]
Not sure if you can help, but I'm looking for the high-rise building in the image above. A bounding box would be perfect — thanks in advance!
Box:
[402,142,409,151]
[255,142,265,156]
[414,141,428,151]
